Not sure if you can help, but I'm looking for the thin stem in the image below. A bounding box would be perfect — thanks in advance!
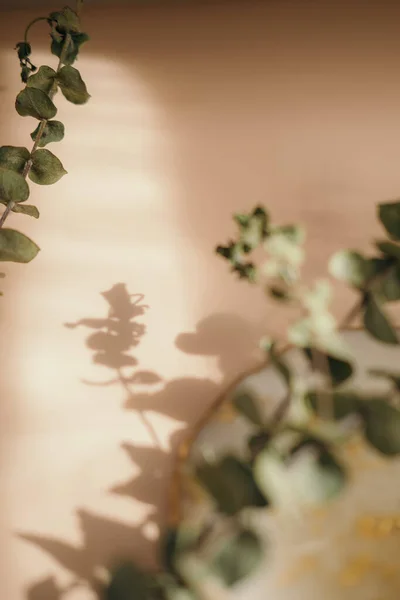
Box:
[24,16,48,43]
[0,33,72,230]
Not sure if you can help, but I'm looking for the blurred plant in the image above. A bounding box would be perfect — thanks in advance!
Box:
[104,201,400,599]
[0,3,89,290]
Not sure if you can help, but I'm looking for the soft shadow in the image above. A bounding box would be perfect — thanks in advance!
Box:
[21,508,159,599]
[21,285,261,598]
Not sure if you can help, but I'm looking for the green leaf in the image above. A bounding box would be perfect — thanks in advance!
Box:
[306,391,361,420]
[0,168,30,203]
[329,250,370,288]
[51,31,89,66]
[196,456,268,515]
[378,266,400,302]
[0,146,30,174]
[15,87,57,120]
[233,391,264,426]
[27,66,57,94]
[376,240,400,262]
[268,284,291,302]
[254,443,346,507]
[303,348,353,386]
[270,224,305,244]
[362,399,400,456]
[29,149,67,185]
[57,65,90,104]
[369,368,400,391]
[31,120,65,147]
[363,294,398,345]
[11,204,39,219]
[106,562,152,600]
[15,41,32,60]
[161,581,196,600]
[235,206,269,251]
[378,201,400,240]
[211,530,263,587]
[160,525,199,577]
[49,7,81,33]
[0,229,39,263]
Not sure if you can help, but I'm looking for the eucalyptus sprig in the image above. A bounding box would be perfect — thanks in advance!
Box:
[0,4,89,277]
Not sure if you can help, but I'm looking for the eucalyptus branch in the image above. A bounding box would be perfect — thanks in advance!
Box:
[0,5,90,266]
[0,35,72,229]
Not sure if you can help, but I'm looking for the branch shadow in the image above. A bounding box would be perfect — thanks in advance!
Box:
[20,283,261,599]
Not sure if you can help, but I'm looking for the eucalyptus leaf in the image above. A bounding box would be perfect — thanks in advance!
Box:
[51,31,89,66]
[106,562,153,600]
[378,201,400,240]
[11,204,39,219]
[27,65,57,94]
[57,65,90,104]
[376,240,400,261]
[233,391,264,426]
[329,250,370,288]
[49,7,81,33]
[254,444,345,507]
[361,399,400,456]
[306,391,361,420]
[161,582,196,600]
[196,456,267,515]
[0,146,30,174]
[0,168,30,203]
[29,149,67,185]
[160,526,199,577]
[363,294,398,345]
[211,530,263,587]
[378,265,400,302]
[31,120,65,147]
[270,224,305,244]
[15,87,57,120]
[303,348,353,386]
[15,41,32,61]
[0,228,39,263]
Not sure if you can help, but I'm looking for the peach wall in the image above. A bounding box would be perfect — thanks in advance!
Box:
[1,1,400,598]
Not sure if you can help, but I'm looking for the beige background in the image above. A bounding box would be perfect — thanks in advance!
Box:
[1,1,400,598]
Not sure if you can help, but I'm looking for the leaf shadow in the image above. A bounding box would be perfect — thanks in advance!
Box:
[21,284,262,598]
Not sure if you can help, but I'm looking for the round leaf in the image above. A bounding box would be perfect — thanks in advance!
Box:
[196,456,268,515]
[362,399,400,456]
[106,562,152,600]
[211,530,263,587]
[29,149,67,185]
[27,66,57,94]
[15,87,57,120]
[233,391,264,426]
[378,265,400,302]
[31,120,65,147]
[0,168,30,203]
[12,204,39,219]
[49,7,81,33]
[0,228,39,263]
[303,348,353,386]
[57,65,90,104]
[51,31,89,66]
[376,240,400,262]
[0,146,30,174]
[378,201,400,240]
[329,250,370,288]
[363,294,398,345]
[306,391,361,420]
[255,444,345,508]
